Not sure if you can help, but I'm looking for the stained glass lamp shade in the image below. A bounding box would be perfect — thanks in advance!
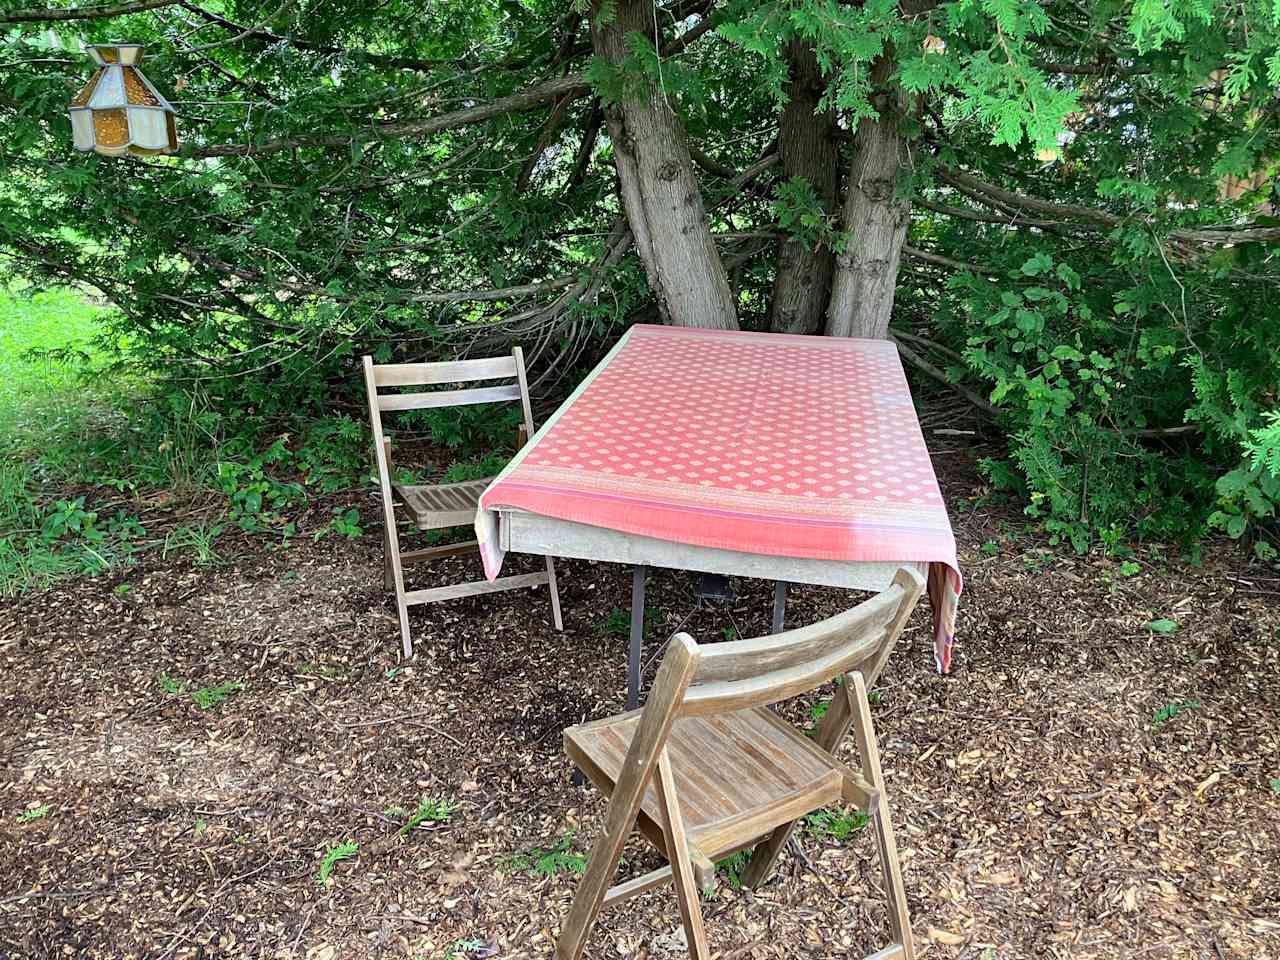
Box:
[69,44,177,157]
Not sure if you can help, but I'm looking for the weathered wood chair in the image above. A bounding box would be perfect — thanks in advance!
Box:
[362,350,562,657]
[558,566,925,960]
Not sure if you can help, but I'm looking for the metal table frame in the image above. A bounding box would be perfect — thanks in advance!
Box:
[498,509,912,708]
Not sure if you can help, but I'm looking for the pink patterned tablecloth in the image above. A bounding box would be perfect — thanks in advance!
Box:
[476,325,962,672]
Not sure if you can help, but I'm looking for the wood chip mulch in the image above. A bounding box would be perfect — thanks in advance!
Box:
[1,450,1277,960]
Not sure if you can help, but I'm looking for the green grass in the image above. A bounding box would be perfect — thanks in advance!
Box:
[0,287,130,595]
[0,285,513,598]
[0,286,110,450]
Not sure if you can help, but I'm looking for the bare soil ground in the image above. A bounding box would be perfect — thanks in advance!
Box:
[2,450,1278,960]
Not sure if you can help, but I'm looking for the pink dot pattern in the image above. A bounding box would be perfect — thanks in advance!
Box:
[523,328,943,509]
[478,325,962,671]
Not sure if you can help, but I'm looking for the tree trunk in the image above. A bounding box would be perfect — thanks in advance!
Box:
[768,41,839,336]
[825,58,910,340]
[591,0,737,329]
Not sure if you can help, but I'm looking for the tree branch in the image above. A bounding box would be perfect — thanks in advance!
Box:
[176,1,450,73]
[113,208,578,304]
[940,168,1280,244]
[189,74,592,159]
[689,143,738,179]
[939,168,1118,227]
[566,99,603,190]
[902,243,998,275]
[1,0,176,23]
[1117,423,1202,439]
[915,196,1078,233]
[1033,59,1151,77]
[892,337,999,417]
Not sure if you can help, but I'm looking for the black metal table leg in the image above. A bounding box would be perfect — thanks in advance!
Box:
[772,580,787,634]
[627,564,646,709]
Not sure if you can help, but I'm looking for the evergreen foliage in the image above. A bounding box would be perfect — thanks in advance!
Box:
[1,0,1278,551]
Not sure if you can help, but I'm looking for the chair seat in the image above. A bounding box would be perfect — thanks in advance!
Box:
[393,476,493,529]
[565,706,843,859]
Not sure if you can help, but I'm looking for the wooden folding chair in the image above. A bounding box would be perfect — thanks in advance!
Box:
[558,566,925,960]
[362,349,563,658]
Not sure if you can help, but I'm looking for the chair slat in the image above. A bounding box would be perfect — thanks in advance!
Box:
[691,586,901,685]
[377,384,522,411]
[402,571,548,605]
[681,629,887,716]
[371,356,517,387]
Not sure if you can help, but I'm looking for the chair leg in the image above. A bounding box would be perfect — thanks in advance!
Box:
[379,511,413,658]
[393,574,413,659]
[849,672,914,960]
[655,749,709,960]
[382,522,413,659]
[556,813,636,960]
[545,556,564,631]
[382,521,396,591]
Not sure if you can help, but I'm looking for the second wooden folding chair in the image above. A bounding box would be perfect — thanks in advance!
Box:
[557,566,925,960]
[362,348,562,657]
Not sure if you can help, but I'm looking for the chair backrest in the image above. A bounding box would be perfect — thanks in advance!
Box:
[362,347,538,467]
[636,566,925,730]
[363,352,527,413]
[681,565,924,716]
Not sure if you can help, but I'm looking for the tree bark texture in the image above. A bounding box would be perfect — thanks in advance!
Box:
[768,41,839,336]
[591,0,738,329]
[825,57,910,340]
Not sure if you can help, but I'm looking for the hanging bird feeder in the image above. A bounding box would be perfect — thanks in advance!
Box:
[69,43,177,157]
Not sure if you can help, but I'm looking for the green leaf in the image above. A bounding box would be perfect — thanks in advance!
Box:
[1145,618,1179,634]
[1021,253,1053,276]
[1051,345,1085,362]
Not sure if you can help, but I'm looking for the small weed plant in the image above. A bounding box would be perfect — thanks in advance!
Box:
[1152,700,1201,730]
[16,804,50,824]
[805,807,869,841]
[157,673,241,708]
[715,849,752,890]
[156,673,182,695]
[191,681,244,710]
[440,939,490,960]
[317,840,359,886]
[503,834,586,876]
[597,607,630,637]
[163,523,223,565]
[315,507,363,540]
[395,797,455,836]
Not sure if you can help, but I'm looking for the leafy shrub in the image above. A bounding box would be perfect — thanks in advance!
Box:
[936,237,1280,553]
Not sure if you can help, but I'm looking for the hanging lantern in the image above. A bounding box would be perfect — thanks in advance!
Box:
[69,44,177,157]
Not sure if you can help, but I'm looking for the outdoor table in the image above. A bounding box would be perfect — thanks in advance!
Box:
[475,325,962,708]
